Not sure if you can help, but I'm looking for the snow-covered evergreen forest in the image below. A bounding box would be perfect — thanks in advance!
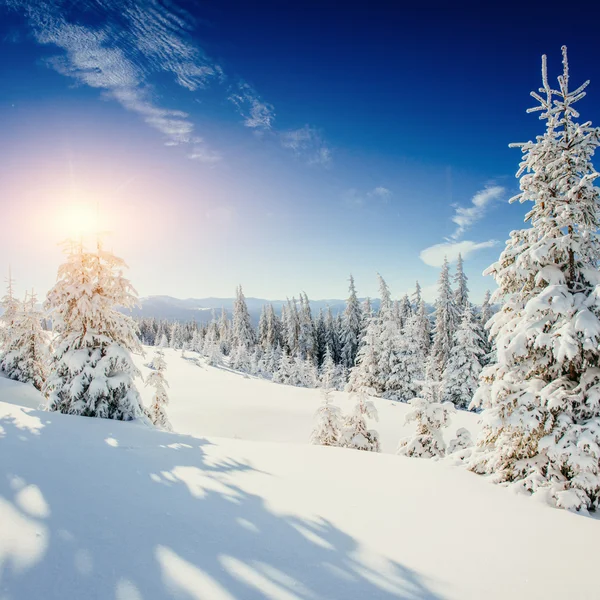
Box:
[2,47,600,517]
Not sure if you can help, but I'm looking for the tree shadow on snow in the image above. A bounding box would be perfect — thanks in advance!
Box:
[0,408,446,600]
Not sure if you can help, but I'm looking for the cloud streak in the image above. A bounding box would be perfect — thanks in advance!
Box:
[450,185,505,239]
[419,240,498,267]
[281,126,332,166]
[342,186,392,207]
[229,82,275,130]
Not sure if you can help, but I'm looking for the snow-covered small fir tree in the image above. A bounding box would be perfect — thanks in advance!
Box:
[145,350,171,431]
[397,396,455,459]
[1,290,48,390]
[430,257,459,375]
[0,269,20,349]
[310,352,343,446]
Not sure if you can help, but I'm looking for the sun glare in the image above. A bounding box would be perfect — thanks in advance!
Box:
[60,203,98,239]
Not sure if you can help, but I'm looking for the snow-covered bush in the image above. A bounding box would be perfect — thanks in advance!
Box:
[448,427,473,455]
[397,397,455,458]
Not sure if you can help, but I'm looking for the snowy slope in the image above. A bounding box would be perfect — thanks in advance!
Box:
[1,356,598,599]
[134,349,479,454]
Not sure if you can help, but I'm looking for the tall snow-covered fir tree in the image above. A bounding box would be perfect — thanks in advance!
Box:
[298,292,317,361]
[1,290,48,391]
[340,275,362,369]
[470,48,600,512]
[44,241,144,420]
[454,253,469,312]
[146,350,172,431]
[218,308,231,355]
[442,303,484,409]
[430,257,459,374]
[413,287,432,356]
[478,289,494,364]
[348,314,380,394]
[231,285,255,350]
[389,311,426,402]
[0,270,20,349]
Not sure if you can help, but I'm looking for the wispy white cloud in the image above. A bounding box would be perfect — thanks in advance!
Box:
[188,146,223,165]
[419,240,498,267]
[450,185,505,239]
[12,0,223,160]
[229,82,275,130]
[281,126,332,166]
[342,186,392,207]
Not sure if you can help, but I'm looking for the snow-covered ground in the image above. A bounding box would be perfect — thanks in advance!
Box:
[134,349,479,454]
[1,349,598,600]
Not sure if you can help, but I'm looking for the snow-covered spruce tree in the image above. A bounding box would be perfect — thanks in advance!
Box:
[454,253,469,312]
[231,285,255,350]
[145,350,172,431]
[320,346,344,391]
[470,48,600,512]
[218,308,231,355]
[273,350,295,385]
[44,241,144,420]
[478,289,494,365]
[340,274,363,369]
[442,304,484,409]
[0,270,21,357]
[398,294,413,330]
[310,389,343,447]
[311,352,343,446]
[348,307,380,394]
[342,382,380,452]
[430,257,459,374]
[298,292,317,361]
[375,274,402,398]
[389,312,425,402]
[413,295,432,356]
[319,306,336,361]
[1,291,48,390]
[397,396,455,459]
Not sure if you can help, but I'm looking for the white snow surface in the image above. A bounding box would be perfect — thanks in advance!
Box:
[135,349,478,453]
[0,348,597,600]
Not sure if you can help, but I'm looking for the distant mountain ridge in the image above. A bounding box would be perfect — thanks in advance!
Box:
[129,295,382,324]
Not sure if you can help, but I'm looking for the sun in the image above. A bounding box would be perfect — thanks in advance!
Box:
[61,202,98,239]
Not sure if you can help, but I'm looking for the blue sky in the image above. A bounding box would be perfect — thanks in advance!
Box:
[1,1,599,303]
